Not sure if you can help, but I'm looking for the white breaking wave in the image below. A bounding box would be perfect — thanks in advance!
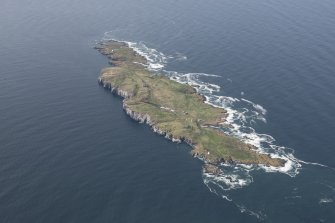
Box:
[241,98,267,115]
[127,41,167,71]
[319,198,333,204]
[102,32,187,71]
[236,204,267,221]
[99,34,328,198]
[203,166,254,191]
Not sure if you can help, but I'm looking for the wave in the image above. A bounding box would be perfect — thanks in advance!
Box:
[319,198,333,204]
[235,204,267,221]
[99,33,329,200]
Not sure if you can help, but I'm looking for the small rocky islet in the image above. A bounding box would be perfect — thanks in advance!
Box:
[95,40,285,174]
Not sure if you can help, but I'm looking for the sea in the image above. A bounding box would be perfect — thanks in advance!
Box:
[1,0,335,222]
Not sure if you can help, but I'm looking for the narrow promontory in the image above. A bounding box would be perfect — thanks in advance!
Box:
[95,40,285,171]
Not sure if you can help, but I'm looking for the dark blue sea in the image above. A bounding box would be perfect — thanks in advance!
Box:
[1,0,335,222]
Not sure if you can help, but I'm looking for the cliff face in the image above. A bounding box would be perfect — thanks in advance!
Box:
[99,78,182,144]
[99,78,133,98]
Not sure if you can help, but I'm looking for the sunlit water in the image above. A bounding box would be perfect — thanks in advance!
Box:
[1,0,335,222]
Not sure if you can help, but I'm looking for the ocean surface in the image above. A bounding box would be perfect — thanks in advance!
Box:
[1,0,335,222]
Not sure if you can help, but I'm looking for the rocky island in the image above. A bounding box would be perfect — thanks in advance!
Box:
[95,40,285,172]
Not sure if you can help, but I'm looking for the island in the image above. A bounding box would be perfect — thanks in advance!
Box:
[95,40,285,173]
